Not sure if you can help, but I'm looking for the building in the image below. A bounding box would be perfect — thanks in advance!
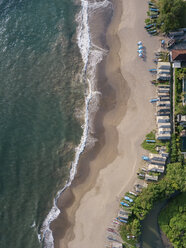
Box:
[157,111,170,116]
[157,62,171,81]
[157,122,171,129]
[158,127,171,134]
[156,100,171,107]
[157,87,170,93]
[145,174,158,181]
[158,91,170,97]
[158,85,170,89]
[177,114,186,127]
[171,49,186,68]
[157,62,171,70]
[160,151,169,158]
[156,105,170,112]
[156,106,170,116]
[147,164,165,173]
[158,96,170,102]
[156,132,171,140]
[156,116,170,123]
[149,153,167,162]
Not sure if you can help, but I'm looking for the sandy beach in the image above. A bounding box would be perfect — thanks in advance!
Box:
[53,0,163,247]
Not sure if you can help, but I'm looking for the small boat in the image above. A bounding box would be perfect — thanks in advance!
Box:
[118,219,128,223]
[145,24,154,29]
[150,98,159,103]
[113,220,120,225]
[146,139,156,143]
[124,196,133,203]
[148,30,157,34]
[120,201,129,207]
[149,8,159,12]
[129,191,137,197]
[150,15,158,19]
[107,228,116,233]
[142,155,150,161]
[149,68,157,72]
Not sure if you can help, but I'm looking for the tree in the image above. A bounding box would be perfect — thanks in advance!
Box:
[157,0,186,33]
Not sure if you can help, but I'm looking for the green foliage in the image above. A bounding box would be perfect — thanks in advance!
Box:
[159,51,169,62]
[120,162,186,245]
[171,133,179,162]
[120,225,137,247]
[176,104,186,115]
[141,130,169,153]
[157,0,186,33]
[175,68,184,114]
[132,162,186,219]
[145,18,151,24]
[158,193,186,248]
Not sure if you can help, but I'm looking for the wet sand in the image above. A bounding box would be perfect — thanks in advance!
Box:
[52,0,162,247]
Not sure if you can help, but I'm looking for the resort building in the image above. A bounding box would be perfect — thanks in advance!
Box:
[171,49,186,68]
[157,62,171,81]
[145,174,158,181]
[157,111,170,117]
[158,127,171,134]
[156,100,171,107]
[156,132,171,140]
[158,85,170,89]
[160,152,169,158]
[157,87,170,93]
[149,153,167,161]
[156,116,170,123]
[147,164,165,173]
[158,92,170,97]
[156,105,170,112]
[177,114,186,127]
[157,122,171,129]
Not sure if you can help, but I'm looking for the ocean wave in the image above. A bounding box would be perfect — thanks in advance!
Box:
[40,1,111,247]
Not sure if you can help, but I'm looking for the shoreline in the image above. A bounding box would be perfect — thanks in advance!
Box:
[51,0,126,247]
[52,0,162,247]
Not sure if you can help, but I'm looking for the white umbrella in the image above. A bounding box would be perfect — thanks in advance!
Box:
[137,41,142,45]
[139,53,143,57]
[138,45,143,49]
[138,49,143,53]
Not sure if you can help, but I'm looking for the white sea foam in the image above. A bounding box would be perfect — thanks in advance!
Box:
[40,1,111,247]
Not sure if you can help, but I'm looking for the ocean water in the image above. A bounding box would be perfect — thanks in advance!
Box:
[0,0,84,247]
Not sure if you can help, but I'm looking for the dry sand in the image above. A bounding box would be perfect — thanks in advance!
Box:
[58,0,163,247]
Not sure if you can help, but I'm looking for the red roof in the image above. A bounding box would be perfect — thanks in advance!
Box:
[172,50,186,61]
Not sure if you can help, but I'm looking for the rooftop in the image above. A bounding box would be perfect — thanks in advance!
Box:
[157,62,171,69]
[148,164,165,173]
[145,174,158,181]
[172,49,186,61]
[177,114,186,122]
[149,153,167,161]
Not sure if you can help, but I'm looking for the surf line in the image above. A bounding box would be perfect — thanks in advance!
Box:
[40,1,111,248]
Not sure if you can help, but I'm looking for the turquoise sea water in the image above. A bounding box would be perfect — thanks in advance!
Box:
[0,0,84,247]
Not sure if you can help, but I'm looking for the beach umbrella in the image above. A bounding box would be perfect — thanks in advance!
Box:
[138,45,143,49]
[161,40,165,44]
[137,41,142,45]
[139,53,143,57]
[138,49,143,53]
